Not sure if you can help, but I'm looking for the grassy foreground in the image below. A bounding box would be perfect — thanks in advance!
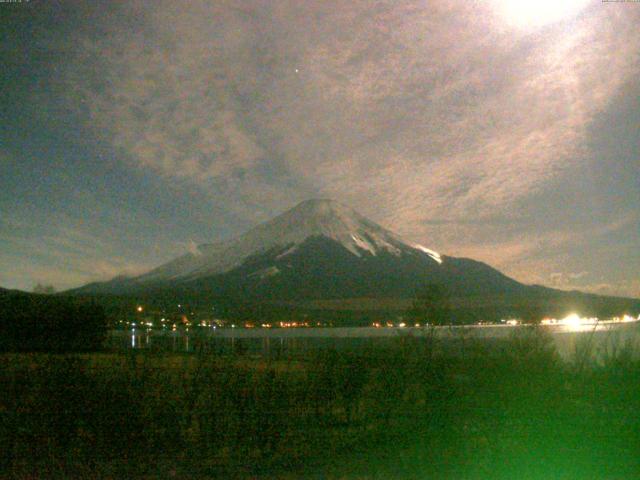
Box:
[1,329,639,479]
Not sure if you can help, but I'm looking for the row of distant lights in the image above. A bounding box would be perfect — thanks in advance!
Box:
[125,315,639,330]
[372,322,421,328]
[138,304,201,314]
[131,306,639,330]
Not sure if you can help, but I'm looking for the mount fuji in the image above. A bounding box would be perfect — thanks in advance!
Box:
[74,199,522,296]
[71,199,639,320]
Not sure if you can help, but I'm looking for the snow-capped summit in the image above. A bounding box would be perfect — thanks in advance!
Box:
[230,198,408,258]
[65,197,482,302]
[137,198,442,283]
[72,198,527,302]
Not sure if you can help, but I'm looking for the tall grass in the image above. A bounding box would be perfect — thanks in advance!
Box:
[1,329,639,479]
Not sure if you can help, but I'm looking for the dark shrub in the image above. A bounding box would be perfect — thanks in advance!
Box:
[0,293,107,352]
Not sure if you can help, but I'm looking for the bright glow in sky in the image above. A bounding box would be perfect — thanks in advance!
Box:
[496,0,590,28]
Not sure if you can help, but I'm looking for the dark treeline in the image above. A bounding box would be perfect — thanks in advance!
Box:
[0,292,107,352]
[69,287,640,327]
[2,330,640,479]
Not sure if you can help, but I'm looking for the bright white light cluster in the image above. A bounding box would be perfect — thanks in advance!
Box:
[537,313,640,332]
[541,313,598,327]
[497,314,640,331]
[541,313,640,327]
[614,315,639,323]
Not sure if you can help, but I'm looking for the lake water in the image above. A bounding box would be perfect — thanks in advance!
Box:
[109,320,640,361]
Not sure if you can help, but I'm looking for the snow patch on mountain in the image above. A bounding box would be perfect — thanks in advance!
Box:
[275,244,298,260]
[249,266,281,280]
[414,244,443,264]
[350,234,375,256]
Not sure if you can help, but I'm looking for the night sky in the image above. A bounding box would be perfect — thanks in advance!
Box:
[1,0,638,297]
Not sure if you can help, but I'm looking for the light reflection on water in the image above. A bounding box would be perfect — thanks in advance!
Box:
[118,319,640,360]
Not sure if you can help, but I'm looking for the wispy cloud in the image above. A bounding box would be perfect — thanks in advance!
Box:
[64,1,639,219]
[0,225,150,291]
[44,0,640,295]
